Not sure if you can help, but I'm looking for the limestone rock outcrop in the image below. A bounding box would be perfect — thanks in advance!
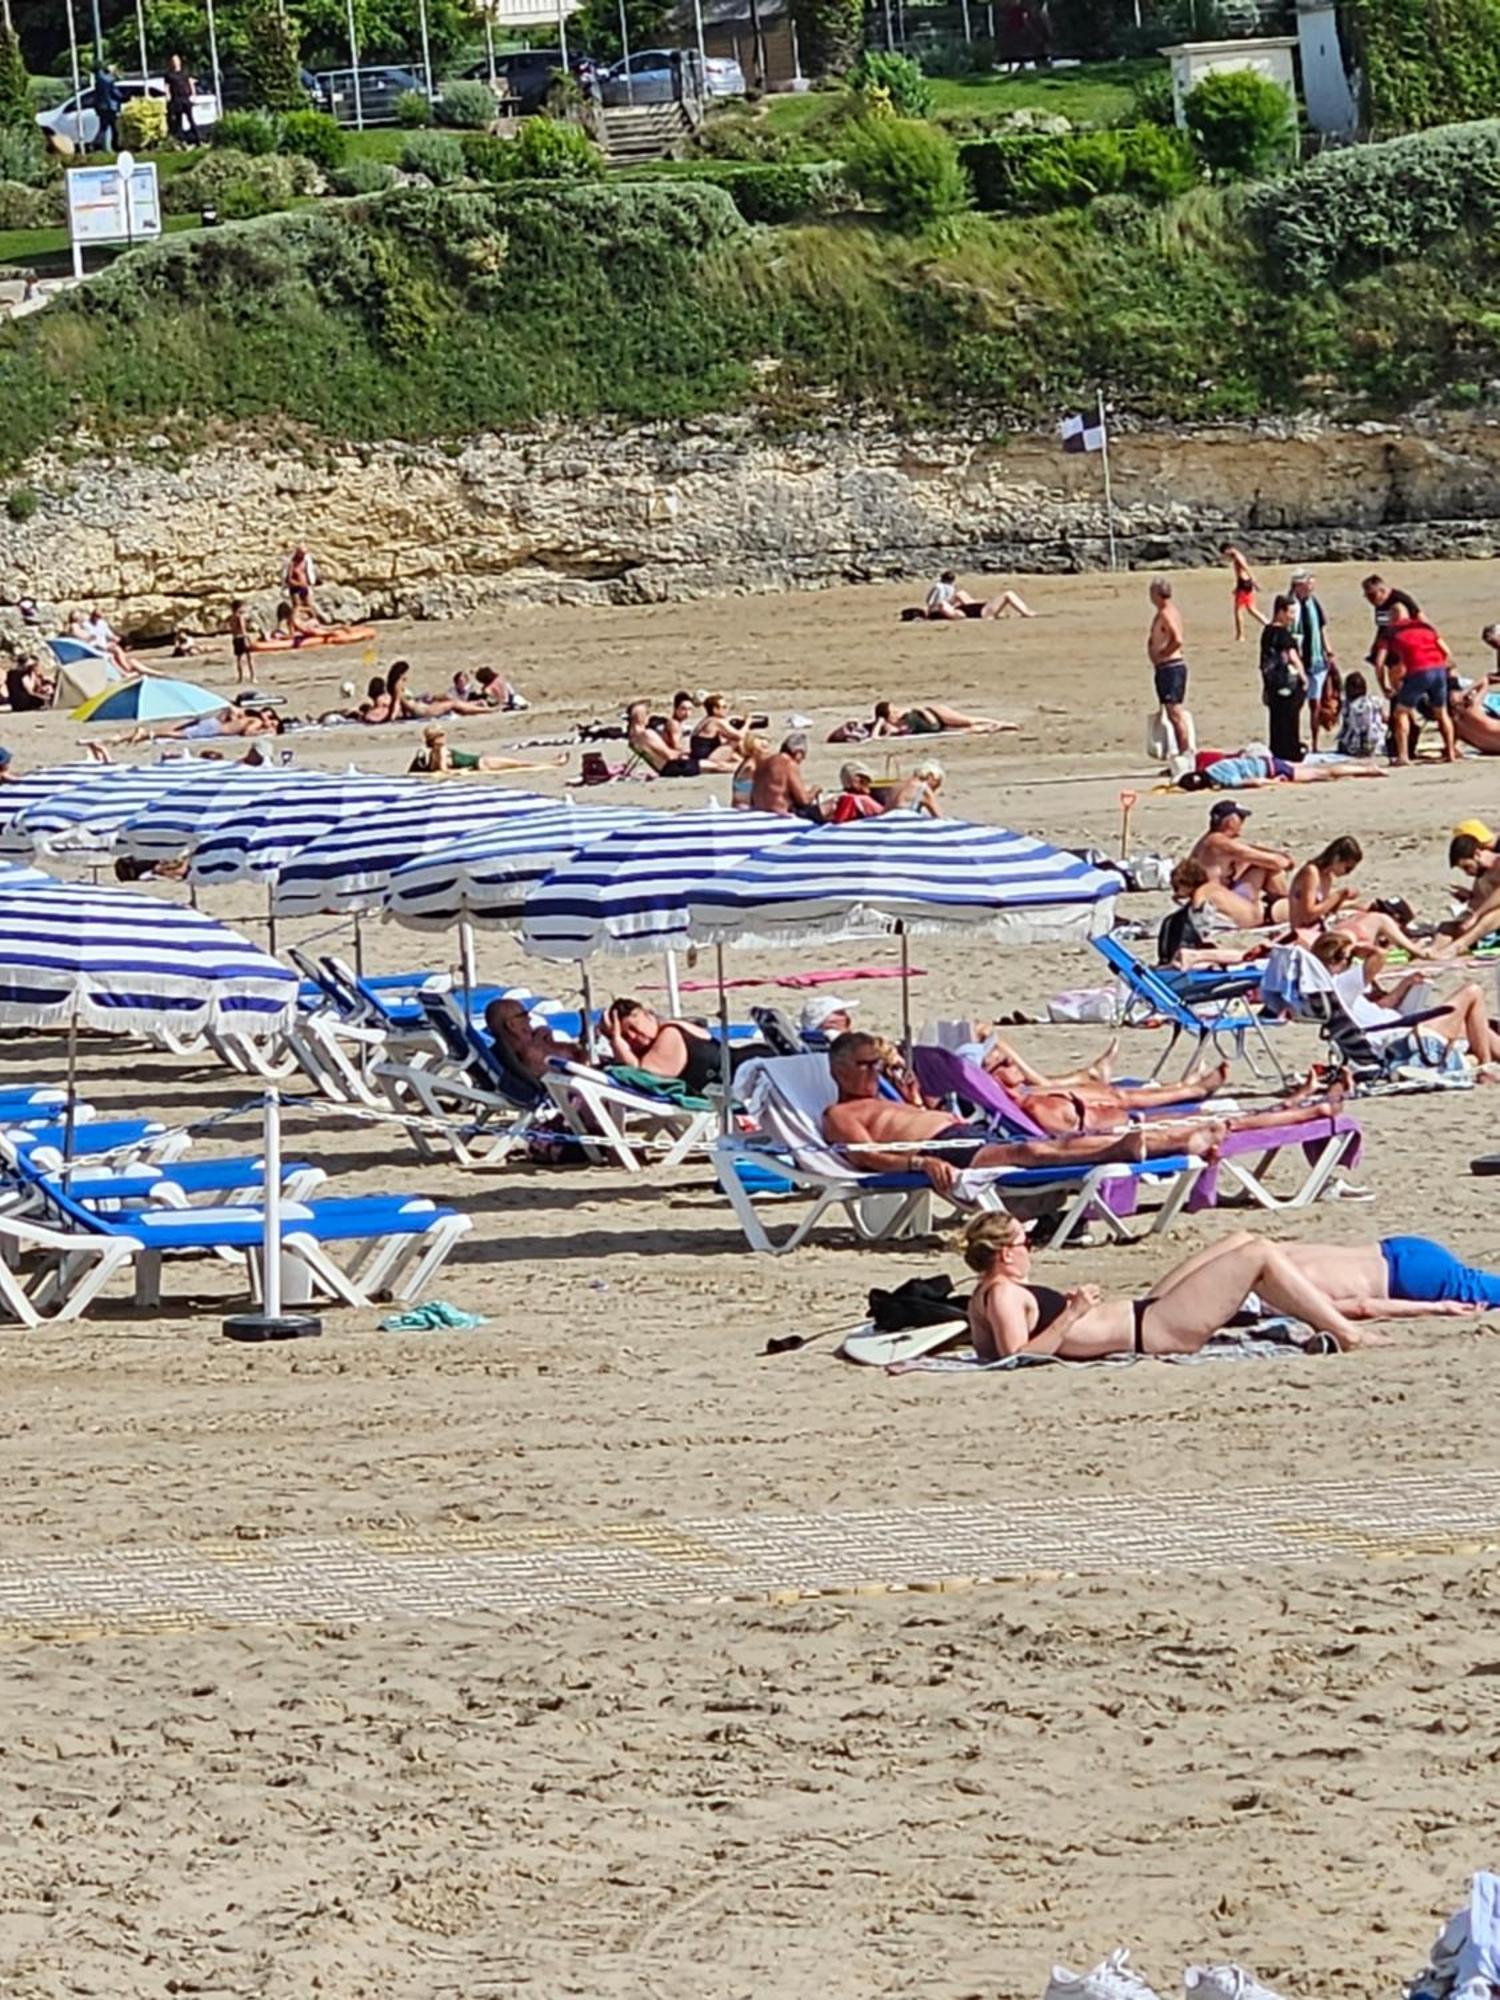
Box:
[4,412,1500,638]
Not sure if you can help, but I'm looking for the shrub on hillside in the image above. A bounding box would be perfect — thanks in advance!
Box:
[0,178,54,227]
[1249,119,1500,280]
[279,109,346,170]
[508,115,603,180]
[330,155,397,195]
[458,131,512,180]
[395,90,432,128]
[0,121,46,185]
[962,124,1194,211]
[847,49,933,119]
[1129,65,1176,129]
[693,108,794,160]
[694,160,846,221]
[919,34,979,77]
[844,115,969,224]
[119,95,166,150]
[1185,70,1295,179]
[166,148,299,215]
[1118,122,1198,199]
[435,78,497,128]
[399,129,465,183]
[215,109,280,154]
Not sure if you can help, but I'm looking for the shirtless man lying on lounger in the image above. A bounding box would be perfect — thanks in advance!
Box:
[1186,798,1293,927]
[821,1031,1226,1195]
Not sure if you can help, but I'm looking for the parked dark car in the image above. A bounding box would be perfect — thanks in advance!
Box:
[465,48,598,114]
[316,64,429,126]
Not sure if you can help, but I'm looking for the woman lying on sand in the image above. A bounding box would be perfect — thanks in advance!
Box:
[964,1216,1500,1362]
[408,723,565,775]
[1177,747,1386,790]
[870,699,1018,738]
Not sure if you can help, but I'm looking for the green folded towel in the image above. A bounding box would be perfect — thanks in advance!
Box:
[379,1300,488,1332]
[606,1064,712,1110]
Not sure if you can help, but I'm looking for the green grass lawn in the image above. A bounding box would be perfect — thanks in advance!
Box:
[764,56,1158,134]
[2,211,203,274]
[343,128,411,162]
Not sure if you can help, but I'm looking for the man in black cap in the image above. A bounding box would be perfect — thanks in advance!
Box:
[1186,799,1294,928]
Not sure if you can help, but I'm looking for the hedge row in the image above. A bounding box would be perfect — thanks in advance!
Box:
[1249,119,1500,280]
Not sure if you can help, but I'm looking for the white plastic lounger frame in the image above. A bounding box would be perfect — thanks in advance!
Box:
[541,1060,716,1171]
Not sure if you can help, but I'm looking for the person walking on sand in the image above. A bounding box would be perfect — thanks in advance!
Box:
[1220,543,1264,641]
[1147,578,1191,755]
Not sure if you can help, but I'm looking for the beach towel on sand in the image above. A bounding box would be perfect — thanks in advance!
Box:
[837,1317,1338,1371]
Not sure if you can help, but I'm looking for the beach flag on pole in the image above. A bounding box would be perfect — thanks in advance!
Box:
[1059,409,1107,454]
[1060,392,1118,571]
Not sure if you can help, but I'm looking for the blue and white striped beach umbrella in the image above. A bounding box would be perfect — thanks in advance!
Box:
[273,784,549,918]
[190,775,433,887]
[0,881,297,1037]
[385,803,655,930]
[521,810,802,962]
[116,766,333,865]
[0,760,239,857]
[685,812,1120,946]
[0,764,132,831]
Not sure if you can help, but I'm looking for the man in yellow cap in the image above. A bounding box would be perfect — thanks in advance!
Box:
[1437,828,1500,955]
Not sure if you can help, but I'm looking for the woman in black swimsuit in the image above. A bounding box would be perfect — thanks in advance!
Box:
[687,693,745,771]
[962,1216,1377,1361]
[604,997,747,1091]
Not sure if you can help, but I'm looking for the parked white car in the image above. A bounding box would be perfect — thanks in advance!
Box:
[37,76,221,150]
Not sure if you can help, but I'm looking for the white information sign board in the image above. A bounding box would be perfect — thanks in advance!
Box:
[65,158,162,277]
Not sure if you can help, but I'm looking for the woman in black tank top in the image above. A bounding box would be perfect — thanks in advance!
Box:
[961,1216,1370,1361]
[604,997,728,1096]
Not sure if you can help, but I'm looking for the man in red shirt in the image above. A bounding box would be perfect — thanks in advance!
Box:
[1386,615,1457,765]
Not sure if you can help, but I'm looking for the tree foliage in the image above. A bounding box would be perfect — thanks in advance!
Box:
[788,0,860,81]
[240,3,305,110]
[0,24,31,128]
[1349,0,1500,132]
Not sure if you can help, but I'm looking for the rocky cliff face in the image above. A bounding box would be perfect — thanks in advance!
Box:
[6,412,1500,639]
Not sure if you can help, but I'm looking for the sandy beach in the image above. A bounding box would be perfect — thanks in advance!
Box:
[1,557,1498,1999]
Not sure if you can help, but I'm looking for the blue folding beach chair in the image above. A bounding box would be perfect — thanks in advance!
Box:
[1093,934,1289,1082]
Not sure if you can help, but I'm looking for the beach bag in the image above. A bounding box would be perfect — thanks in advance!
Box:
[578,751,616,785]
[1047,984,1121,1025]
[867,1274,970,1332]
[1147,705,1196,761]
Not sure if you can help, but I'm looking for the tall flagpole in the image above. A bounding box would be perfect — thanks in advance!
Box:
[1096,387,1118,573]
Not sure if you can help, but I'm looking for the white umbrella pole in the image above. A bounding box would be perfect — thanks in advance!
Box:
[459,916,476,1004]
[135,0,149,81]
[64,0,83,142]
[664,947,682,1015]
[262,1087,282,1319]
[64,1001,79,1163]
[716,942,731,1136]
[347,0,365,129]
[223,1088,320,1339]
[266,882,277,957]
[580,963,596,1063]
[899,925,912,1055]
